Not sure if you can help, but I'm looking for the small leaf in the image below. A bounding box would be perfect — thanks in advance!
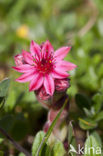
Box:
[92,132,102,147]
[18,153,25,156]
[94,111,103,122]
[5,89,16,111]
[84,134,101,156]
[75,93,91,110]
[52,140,66,156]
[0,78,10,97]
[68,121,77,156]
[79,118,97,130]
[83,108,93,117]
[32,131,45,156]
[92,93,103,113]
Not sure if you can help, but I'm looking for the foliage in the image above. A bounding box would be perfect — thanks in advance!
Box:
[0,0,103,155]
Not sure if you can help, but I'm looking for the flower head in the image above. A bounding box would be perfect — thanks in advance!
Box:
[13,40,77,95]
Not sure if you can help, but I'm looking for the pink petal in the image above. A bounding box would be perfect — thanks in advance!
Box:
[12,64,35,73]
[30,40,41,59]
[29,73,43,91]
[22,50,34,65]
[16,71,35,83]
[52,67,69,79]
[54,47,71,60]
[56,60,77,71]
[44,74,54,96]
[42,40,54,58]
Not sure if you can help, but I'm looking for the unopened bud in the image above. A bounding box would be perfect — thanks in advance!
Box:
[14,54,24,66]
[35,87,51,109]
[55,78,70,92]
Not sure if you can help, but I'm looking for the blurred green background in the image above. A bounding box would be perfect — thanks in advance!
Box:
[0,0,103,155]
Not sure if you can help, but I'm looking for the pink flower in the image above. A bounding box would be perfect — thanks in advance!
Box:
[12,40,77,96]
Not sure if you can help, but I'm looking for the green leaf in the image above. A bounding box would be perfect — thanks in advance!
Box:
[92,132,102,147]
[37,98,69,156]
[52,140,65,156]
[84,134,102,156]
[94,111,103,122]
[83,108,93,117]
[92,93,103,113]
[79,118,97,130]
[0,78,10,97]
[18,153,25,156]
[75,93,91,110]
[41,144,52,156]
[32,131,45,156]
[68,121,77,156]
[5,89,16,111]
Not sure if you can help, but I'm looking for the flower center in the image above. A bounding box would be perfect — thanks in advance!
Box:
[36,58,54,74]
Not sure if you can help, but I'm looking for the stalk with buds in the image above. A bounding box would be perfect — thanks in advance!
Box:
[13,40,77,141]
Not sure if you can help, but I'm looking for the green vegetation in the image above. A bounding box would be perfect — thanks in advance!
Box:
[0,0,103,155]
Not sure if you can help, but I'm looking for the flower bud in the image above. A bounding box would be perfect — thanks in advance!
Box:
[55,78,70,92]
[14,54,24,66]
[35,87,51,109]
[36,87,51,101]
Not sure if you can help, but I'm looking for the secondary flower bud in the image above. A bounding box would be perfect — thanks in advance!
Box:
[55,78,70,92]
[14,54,24,66]
[35,87,51,109]
[35,87,50,101]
